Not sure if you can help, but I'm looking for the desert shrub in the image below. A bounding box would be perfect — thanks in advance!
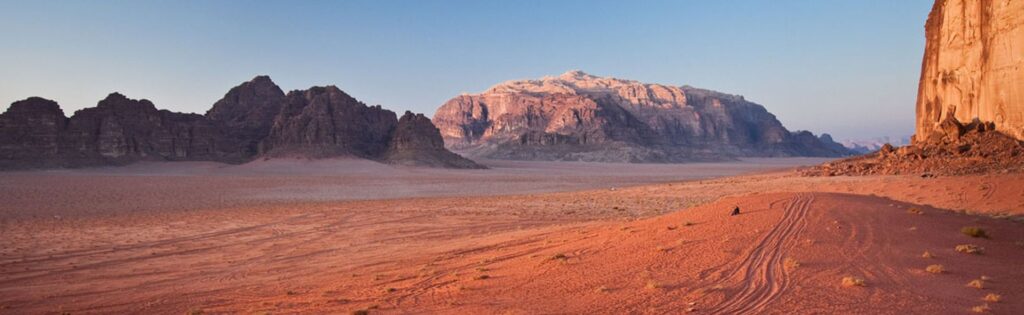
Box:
[967,279,985,289]
[645,280,662,290]
[921,251,935,258]
[841,276,865,287]
[971,304,991,313]
[551,253,568,260]
[961,227,990,238]
[925,264,945,274]
[908,207,924,215]
[956,244,984,254]
[474,274,490,280]
[783,258,800,271]
[983,293,1001,303]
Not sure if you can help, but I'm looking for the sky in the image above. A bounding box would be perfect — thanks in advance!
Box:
[0,0,933,141]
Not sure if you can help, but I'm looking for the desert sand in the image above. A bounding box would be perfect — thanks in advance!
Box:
[1,158,1022,314]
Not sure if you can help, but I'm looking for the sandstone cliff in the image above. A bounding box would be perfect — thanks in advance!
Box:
[0,76,482,170]
[804,0,1024,177]
[433,70,851,162]
[916,0,1024,142]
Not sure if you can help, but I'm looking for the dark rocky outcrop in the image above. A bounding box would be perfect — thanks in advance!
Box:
[433,71,853,162]
[206,75,286,156]
[0,98,67,168]
[385,111,485,168]
[260,86,397,159]
[0,76,481,170]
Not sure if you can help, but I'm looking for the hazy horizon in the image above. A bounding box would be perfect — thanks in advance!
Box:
[0,0,931,141]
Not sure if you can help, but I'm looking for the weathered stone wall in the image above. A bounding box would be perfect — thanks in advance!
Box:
[916,0,1024,142]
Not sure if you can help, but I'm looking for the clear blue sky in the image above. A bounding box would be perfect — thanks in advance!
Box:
[0,0,932,141]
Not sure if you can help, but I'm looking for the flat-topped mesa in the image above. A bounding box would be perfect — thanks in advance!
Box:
[915,0,1024,143]
[434,70,851,163]
[0,76,483,170]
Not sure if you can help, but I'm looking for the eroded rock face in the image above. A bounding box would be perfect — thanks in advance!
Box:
[916,0,1024,142]
[261,86,398,159]
[0,76,481,169]
[434,70,851,162]
[0,98,66,168]
[206,75,286,155]
[385,111,485,168]
[804,117,1024,176]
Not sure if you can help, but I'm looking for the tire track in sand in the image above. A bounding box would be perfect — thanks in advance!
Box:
[707,194,814,315]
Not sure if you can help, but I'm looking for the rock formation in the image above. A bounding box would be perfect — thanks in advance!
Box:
[804,0,1024,177]
[803,117,1024,176]
[385,111,486,168]
[916,0,1024,142]
[433,70,852,162]
[0,76,483,170]
[206,75,286,156]
[260,86,398,159]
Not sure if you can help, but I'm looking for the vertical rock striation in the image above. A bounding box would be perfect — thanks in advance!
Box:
[916,0,1024,142]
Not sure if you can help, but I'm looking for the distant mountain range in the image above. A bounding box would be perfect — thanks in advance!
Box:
[0,76,483,170]
[840,136,911,154]
[433,70,853,162]
[1,71,860,170]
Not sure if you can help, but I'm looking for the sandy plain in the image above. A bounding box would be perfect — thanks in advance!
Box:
[0,158,1021,314]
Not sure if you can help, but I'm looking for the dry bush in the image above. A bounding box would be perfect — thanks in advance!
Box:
[921,251,935,258]
[551,253,568,261]
[925,264,945,274]
[474,274,490,280]
[841,276,865,287]
[971,304,991,313]
[956,244,984,254]
[907,207,924,215]
[967,279,985,289]
[783,258,800,271]
[961,226,990,239]
[645,280,662,290]
[983,293,1002,303]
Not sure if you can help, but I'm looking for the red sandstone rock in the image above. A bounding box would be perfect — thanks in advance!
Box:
[916,0,1024,142]
[433,71,851,162]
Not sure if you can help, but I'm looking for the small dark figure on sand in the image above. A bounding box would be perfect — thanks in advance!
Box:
[731,206,740,216]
